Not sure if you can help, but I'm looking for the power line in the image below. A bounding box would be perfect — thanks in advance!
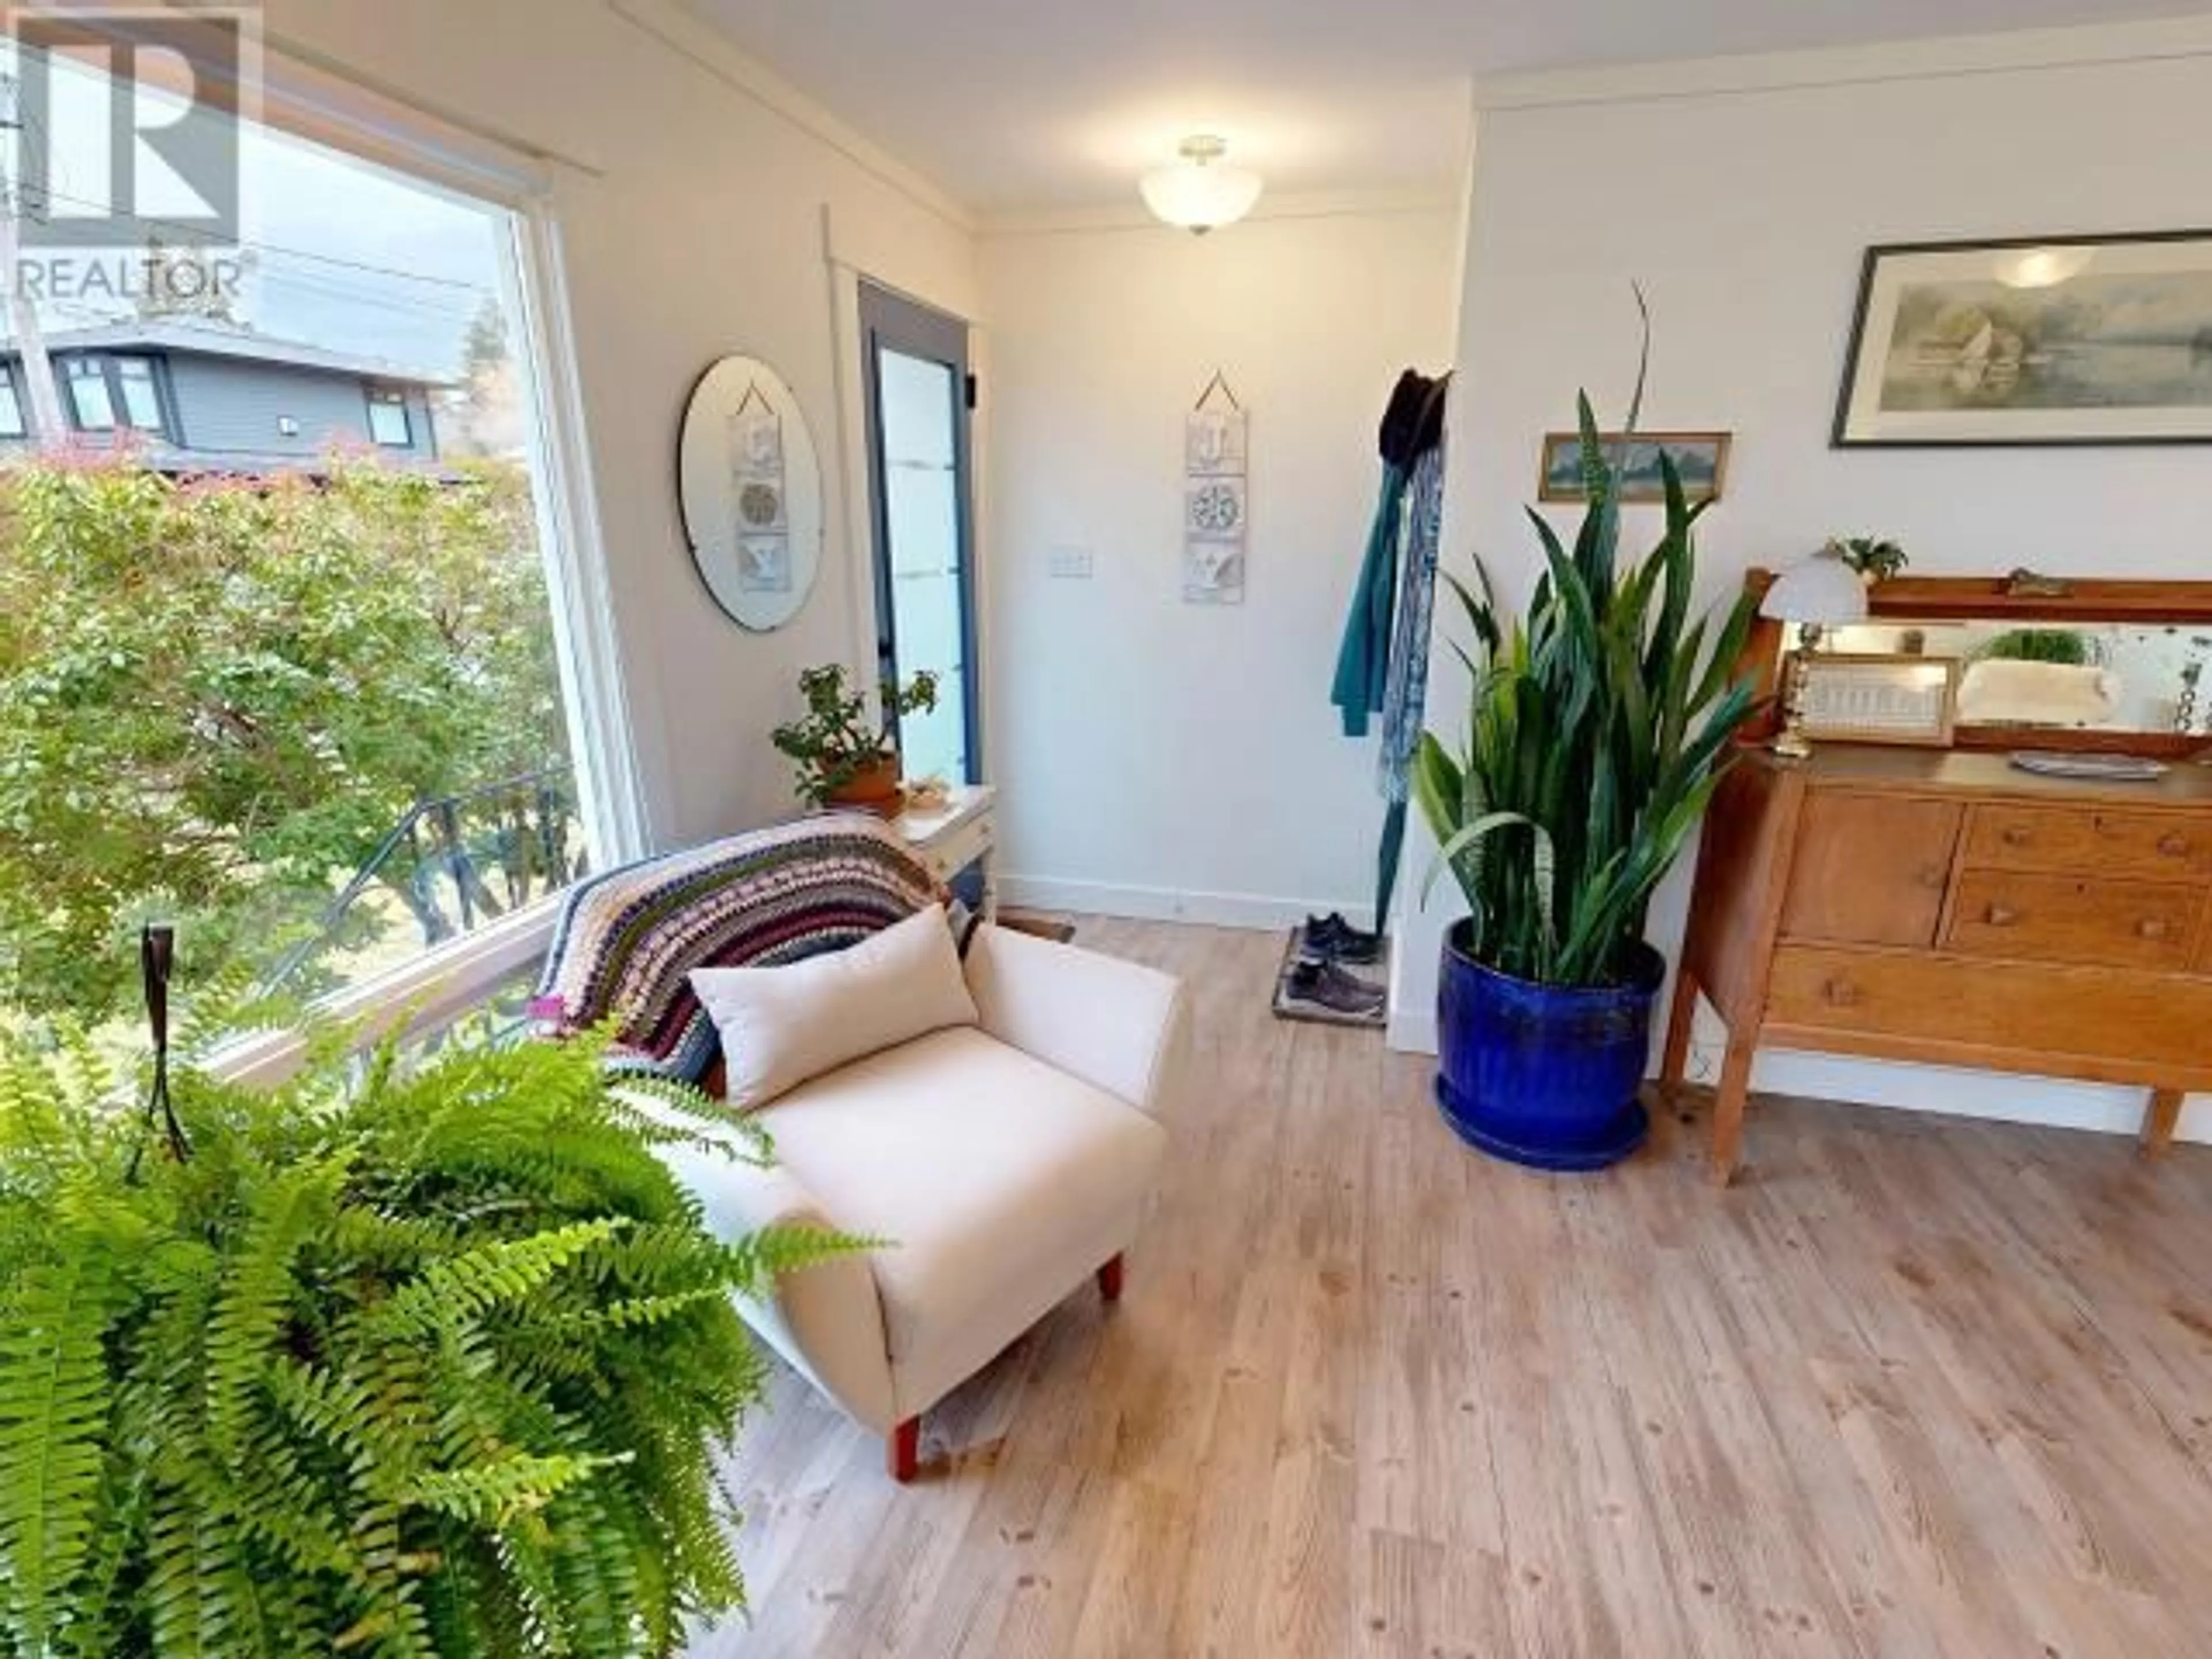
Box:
[28,181,496,294]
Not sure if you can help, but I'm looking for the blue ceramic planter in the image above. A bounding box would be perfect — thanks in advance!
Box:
[1434,921,1662,1172]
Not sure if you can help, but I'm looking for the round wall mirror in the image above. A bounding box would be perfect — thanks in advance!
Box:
[677,355,823,632]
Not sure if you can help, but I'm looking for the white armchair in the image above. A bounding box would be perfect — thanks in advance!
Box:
[656,921,1187,1479]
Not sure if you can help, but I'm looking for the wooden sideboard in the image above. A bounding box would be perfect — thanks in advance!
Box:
[1664,745,2212,1182]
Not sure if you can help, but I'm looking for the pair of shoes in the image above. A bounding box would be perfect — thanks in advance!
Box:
[1285,956,1387,1017]
[1303,911,1382,965]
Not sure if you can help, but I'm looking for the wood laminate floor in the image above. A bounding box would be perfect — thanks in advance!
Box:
[695,919,2212,1658]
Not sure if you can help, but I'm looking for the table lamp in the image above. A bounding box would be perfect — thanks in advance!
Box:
[1760,547,1870,759]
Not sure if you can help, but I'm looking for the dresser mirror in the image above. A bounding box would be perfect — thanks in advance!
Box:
[1827,617,2211,740]
[1744,573,2212,760]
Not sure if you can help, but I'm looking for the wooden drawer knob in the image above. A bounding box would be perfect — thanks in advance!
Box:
[1983,903,2020,927]
[2138,917,2172,941]
[1823,978,1862,1008]
[2001,825,2033,848]
[2157,833,2190,859]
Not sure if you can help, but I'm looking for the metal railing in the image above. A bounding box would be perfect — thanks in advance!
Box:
[263,764,586,994]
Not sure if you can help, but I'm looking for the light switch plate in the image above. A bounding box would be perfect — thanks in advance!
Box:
[1048,545,1095,579]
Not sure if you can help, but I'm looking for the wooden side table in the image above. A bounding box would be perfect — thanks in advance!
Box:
[890,784,998,919]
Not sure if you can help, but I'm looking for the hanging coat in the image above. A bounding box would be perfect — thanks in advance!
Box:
[1330,370,1436,738]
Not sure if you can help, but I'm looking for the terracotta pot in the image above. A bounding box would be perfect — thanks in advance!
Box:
[826,753,903,815]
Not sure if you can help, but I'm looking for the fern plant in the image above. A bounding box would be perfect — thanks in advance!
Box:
[1412,322,1761,987]
[0,1014,856,1657]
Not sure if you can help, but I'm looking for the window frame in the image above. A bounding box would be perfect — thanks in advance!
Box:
[0,364,24,440]
[365,385,413,448]
[111,354,168,434]
[38,20,650,1080]
[62,356,118,431]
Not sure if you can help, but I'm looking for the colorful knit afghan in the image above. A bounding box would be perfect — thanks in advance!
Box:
[532,814,945,1084]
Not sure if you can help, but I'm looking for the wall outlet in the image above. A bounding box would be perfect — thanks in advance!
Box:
[1047,545,1094,580]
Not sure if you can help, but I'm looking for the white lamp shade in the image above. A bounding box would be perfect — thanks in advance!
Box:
[1760,550,1869,627]
[1140,156,1263,233]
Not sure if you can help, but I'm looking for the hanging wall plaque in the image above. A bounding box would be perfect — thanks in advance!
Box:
[678,355,823,631]
[729,382,791,594]
[1184,370,1247,605]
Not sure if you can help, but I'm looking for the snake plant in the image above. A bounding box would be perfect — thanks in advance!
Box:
[1414,359,1760,989]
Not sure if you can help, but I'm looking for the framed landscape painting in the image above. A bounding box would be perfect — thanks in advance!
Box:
[1537,430,1730,505]
[1834,230,2212,446]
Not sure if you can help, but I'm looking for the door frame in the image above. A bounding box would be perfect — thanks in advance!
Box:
[857,279,983,783]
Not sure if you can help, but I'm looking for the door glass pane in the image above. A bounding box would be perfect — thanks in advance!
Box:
[877,347,967,784]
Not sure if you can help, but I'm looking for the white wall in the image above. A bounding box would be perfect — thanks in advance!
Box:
[979,202,1460,926]
[258,0,980,849]
[1395,28,2212,1145]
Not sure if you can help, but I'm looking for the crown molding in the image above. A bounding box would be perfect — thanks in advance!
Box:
[612,0,976,232]
[1472,13,2212,111]
[978,183,1461,240]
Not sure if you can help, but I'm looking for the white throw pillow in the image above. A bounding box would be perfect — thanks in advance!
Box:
[690,904,979,1111]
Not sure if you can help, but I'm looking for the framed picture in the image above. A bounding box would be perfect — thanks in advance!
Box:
[1798,653,1960,747]
[1537,430,1730,505]
[1834,230,2212,446]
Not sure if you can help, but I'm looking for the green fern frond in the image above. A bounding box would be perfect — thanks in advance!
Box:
[0,1002,863,1653]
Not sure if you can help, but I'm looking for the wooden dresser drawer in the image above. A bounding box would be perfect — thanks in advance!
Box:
[1943,871,2204,971]
[1963,802,2211,880]
[1765,945,2212,1074]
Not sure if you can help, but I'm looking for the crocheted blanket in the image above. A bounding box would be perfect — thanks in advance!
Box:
[532,814,944,1084]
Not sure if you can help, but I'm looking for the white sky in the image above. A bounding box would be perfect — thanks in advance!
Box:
[5,41,505,378]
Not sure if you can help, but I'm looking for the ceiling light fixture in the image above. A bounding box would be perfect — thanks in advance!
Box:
[1140,135,1263,235]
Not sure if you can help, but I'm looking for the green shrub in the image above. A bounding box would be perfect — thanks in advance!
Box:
[0,453,570,1022]
[0,1016,855,1656]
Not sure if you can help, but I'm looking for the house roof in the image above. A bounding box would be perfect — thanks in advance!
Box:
[3,319,454,388]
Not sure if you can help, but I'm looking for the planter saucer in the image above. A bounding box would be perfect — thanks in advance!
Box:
[1434,1079,1649,1173]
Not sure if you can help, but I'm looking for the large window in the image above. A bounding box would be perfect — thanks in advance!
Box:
[0,40,623,1055]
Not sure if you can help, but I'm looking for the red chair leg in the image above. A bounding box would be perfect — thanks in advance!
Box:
[887,1416,920,1483]
[1097,1252,1125,1303]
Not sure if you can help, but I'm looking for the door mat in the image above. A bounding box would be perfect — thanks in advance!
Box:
[1271,924,1389,1028]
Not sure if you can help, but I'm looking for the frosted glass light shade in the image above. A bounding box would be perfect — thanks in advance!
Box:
[1141,138,1263,233]
[1760,549,1869,627]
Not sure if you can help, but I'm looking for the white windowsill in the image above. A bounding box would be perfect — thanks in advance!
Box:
[207,895,565,1089]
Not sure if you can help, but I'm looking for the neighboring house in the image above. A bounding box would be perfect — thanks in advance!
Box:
[0,319,448,474]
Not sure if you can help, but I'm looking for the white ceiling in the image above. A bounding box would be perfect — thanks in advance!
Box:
[688,0,2203,214]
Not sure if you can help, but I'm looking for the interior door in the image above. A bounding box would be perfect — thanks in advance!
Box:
[859,282,979,785]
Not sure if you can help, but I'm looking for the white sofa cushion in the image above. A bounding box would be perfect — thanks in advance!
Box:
[755,1025,1169,1416]
[690,904,978,1111]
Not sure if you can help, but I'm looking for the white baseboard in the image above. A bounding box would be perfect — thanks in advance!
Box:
[997,874,1365,935]
[1382,1013,2209,1147]
[1386,1009,1437,1054]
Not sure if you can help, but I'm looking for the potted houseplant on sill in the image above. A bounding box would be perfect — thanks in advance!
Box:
[1411,372,1759,1172]
[772,662,940,813]
[0,995,856,1655]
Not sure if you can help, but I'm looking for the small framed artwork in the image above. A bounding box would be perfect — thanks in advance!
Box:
[1537,431,1731,505]
[1799,653,1960,748]
[1834,230,2212,446]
